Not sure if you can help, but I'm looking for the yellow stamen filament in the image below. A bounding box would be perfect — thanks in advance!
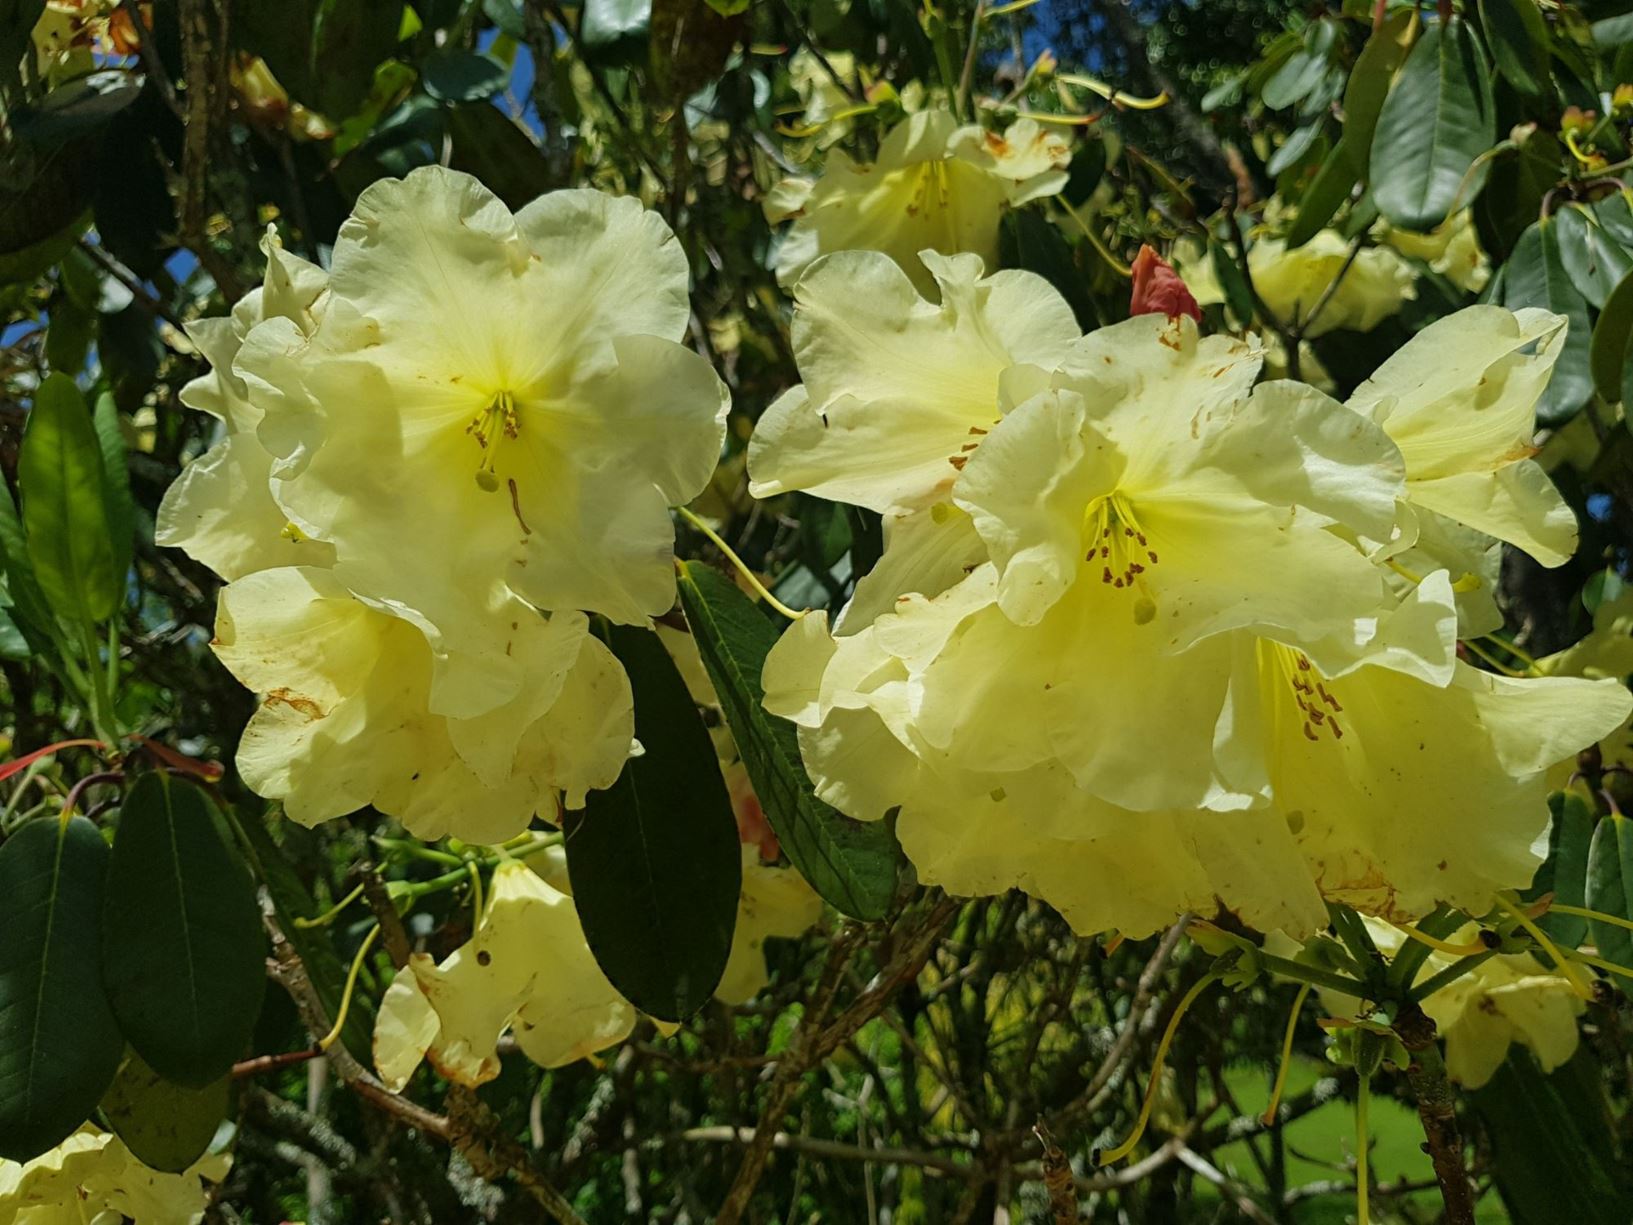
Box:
[1098,971,1219,1165]
[1550,901,1633,935]
[1498,894,1595,1000]
[319,923,381,1052]
[1278,647,1346,743]
[906,159,952,219]
[1262,981,1312,1125]
[468,390,520,492]
[1386,920,1489,958]
[1083,492,1160,623]
[467,861,485,928]
[294,882,365,930]
[677,506,808,621]
[1562,947,1633,984]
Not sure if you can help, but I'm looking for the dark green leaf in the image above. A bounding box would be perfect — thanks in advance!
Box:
[44,293,94,376]
[312,0,405,118]
[581,0,651,63]
[1502,219,1593,423]
[0,816,123,1162]
[0,474,53,656]
[447,103,555,209]
[1480,0,1553,99]
[99,1051,228,1173]
[19,373,118,625]
[91,392,134,588]
[1555,203,1633,309]
[481,0,526,37]
[102,774,266,1087]
[1371,19,1496,230]
[237,0,318,102]
[1522,792,1593,947]
[564,624,741,1022]
[1286,137,1357,248]
[12,71,143,147]
[1340,10,1413,175]
[1208,235,1256,329]
[1586,813,1633,971]
[1591,268,1633,402]
[1473,125,1561,259]
[678,562,902,920]
[1266,121,1325,178]
[423,49,511,101]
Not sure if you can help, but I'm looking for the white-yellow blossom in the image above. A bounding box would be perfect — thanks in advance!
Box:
[766,109,1070,297]
[0,1127,227,1225]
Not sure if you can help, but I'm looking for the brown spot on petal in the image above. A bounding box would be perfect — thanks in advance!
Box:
[266,688,324,720]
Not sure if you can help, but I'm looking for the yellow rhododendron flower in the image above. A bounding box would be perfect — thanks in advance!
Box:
[0,1127,227,1225]
[156,227,336,580]
[1239,579,1631,921]
[213,567,632,841]
[1537,591,1633,783]
[235,166,728,717]
[747,249,1079,514]
[1320,919,1584,1088]
[1378,209,1490,294]
[765,109,1070,297]
[373,861,636,1090]
[1347,306,1574,573]
[1185,230,1416,337]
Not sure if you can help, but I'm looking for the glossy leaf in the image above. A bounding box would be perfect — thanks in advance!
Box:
[19,373,118,625]
[1339,10,1413,174]
[1286,137,1357,249]
[312,0,405,118]
[1522,792,1593,948]
[102,774,267,1087]
[1555,203,1633,310]
[1502,219,1593,423]
[565,624,741,1022]
[0,476,53,656]
[678,562,902,921]
[1591,268,1633,403]
[91,391,134,588]
[100,1051,228,1173]
[0,816,123,1162]
[422,49,510,101]
[1371,19,1496,230]
[447,103,555,209]
[1480,0,1552,100]
[1586,813,1633,971]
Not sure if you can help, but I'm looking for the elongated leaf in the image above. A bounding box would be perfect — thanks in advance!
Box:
[312,0,404,118]
[1474,125,1561,260]
[422,49,510,101]
[1591,269,1633,403]
[1371,19,1496,230]
[1586,814,1633,971]
[0,816,123,1162]
[1522,792,1593,947]
[91,391,134,592]
[102,774,266,1086]
[19,373,118,625]
[100,1051,228,1173]
[1555,203,1633,310]
[1286,137,1357,249]
[678,562,902,921]
[1339,10,1413,174]
[1503,219,1593,423]
[0,474,55,655]
[565,624,741,1022]
[1480,0,1552,100]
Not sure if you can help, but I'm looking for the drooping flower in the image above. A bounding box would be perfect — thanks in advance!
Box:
[1183,230,1416,337]
[0,1126,227,1225]
[236,166,729,719]
[1347,306,1573,570]
[765,109,1071,297]
[213,567,632,843]
[1378,209,1490,294]
[1536,590,1633,785]
[747,249,1079,515]
[1318,918,1584,1088]
[156,227,336,580]
[373,861,636,1090]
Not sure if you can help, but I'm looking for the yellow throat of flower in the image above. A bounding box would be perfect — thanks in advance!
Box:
[1265,641,1347,744]
[467,390,520,493]
[1083,491,1159,624]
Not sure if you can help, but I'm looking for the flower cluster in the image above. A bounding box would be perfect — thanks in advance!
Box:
[159,167,730,843]
[750,247,1631,939]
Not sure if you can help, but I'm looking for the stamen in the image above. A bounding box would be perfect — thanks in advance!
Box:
[1083,492,1161,616]
[468,390,520,492]
[1098,971,1219,1165]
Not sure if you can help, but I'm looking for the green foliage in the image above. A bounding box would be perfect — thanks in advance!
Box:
[565,624,740,1022]
[101,773,266,1087]
[0,817,123,1162]
[677,561,902,920]
[99,1052,229,1174]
